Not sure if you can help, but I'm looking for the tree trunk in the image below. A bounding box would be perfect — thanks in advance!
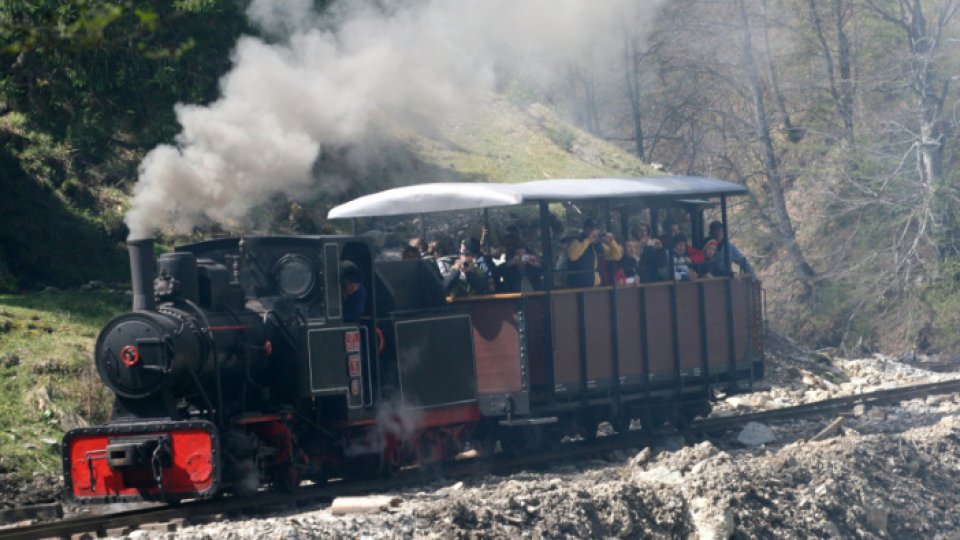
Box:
[623,33,645,161]
[737,0,816,278]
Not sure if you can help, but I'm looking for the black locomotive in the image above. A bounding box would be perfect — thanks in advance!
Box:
[63,177,764,503]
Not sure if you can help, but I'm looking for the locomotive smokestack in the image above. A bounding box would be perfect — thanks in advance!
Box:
[128,239,157,311]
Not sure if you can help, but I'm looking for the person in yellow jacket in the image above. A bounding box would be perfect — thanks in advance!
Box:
[565,219,623,287]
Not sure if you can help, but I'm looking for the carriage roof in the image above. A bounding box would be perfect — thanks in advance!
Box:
[327,176,747,219]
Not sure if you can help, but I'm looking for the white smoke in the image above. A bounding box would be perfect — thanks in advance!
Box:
[126,0,663,240]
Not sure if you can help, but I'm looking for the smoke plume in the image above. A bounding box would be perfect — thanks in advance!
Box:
[125,0,662,240]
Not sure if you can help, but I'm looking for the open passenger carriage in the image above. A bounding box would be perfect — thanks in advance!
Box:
[327,176,764,450]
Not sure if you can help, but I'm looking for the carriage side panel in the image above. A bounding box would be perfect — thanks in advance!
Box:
[643,286,675,382]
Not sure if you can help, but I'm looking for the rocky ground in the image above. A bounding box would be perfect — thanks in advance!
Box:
[15,334,960,538]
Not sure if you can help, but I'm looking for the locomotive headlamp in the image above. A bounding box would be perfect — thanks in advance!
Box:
[274,254,315,299]
[120,345,140,367]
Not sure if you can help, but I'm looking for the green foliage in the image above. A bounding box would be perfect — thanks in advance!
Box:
[0,0,248,164]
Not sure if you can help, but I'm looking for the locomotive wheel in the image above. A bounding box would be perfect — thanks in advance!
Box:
[379,447,402,478]
[270,465,301,493]
[500,425,545,456]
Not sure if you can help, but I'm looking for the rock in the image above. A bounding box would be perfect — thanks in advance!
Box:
[690,497,735,540]
[864,504,888,535]
[330,495,401,515]
[737,422,777,447]
[627,446,653,467]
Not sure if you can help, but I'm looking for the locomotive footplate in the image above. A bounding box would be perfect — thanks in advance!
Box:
[63,420,220,504]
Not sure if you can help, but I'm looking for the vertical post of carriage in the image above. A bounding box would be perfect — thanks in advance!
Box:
[576,292,589,412]
[538,201,556,405]
[604,200,622,417]
[721,196,738,391]
[639,287,652,423]
[482,208,491,249]
[697,282,711,402]
[670,282,682,404]
[420,213,427,243]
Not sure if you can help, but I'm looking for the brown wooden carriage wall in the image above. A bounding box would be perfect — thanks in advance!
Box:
[460,277,763,418]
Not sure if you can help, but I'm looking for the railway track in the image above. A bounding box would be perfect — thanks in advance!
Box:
[4,378,959,540]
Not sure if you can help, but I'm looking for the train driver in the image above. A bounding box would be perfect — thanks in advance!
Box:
[340,262,367,323]
[565,218,623,288]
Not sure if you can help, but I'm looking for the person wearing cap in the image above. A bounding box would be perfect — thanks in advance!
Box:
[705,221,754,276]
[565,218,623,288]
[340,262,367,323]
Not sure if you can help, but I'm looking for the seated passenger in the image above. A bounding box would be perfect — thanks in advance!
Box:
[668,234,698,282]
[409,237,428,258]
[620,240,642,285]
[498,246,543,293]
[705,221,754,276]
[428,239,457,279]
[401,245,421,261]
[660,219,681,247]
[696,240,719,277]
[566,219,623,288]
[340,262,367,323]
[445,237,493,297]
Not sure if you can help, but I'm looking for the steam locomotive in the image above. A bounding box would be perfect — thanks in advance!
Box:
[63,177,764,503]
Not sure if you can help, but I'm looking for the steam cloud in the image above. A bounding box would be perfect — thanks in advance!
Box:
[125,0,662,240]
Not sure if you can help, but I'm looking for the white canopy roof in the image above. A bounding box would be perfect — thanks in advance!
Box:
[327,182,523,219]
[514,176,747,201]
[327,176,746,219]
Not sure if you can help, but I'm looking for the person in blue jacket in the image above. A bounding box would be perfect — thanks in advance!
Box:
[705,221,754,277]
[340,262,367,323]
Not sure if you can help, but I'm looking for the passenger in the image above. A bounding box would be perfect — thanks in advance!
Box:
[620,240,642,285]
[668,234,698,282]
[660,219,681,247]
[409,237,428,258]
[428,239,457,280]
[696,239,719,278]
[401,245,421,261]
[554,227,580,288]
[340,262,367,323]
[631,222,664,282]
[498,246,543,293]
[445,237,493,297]
[566,219,623,288]
[705,221,754,276]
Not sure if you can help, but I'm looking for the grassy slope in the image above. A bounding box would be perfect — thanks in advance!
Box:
[408,100,658,181]
[0,290,126,477]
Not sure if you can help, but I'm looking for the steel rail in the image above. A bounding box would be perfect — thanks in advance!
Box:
[3,378,959,540]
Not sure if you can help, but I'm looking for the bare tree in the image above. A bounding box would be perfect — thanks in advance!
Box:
[863,0,960,258]
[806,0,856,140]
[737,0,817,278]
